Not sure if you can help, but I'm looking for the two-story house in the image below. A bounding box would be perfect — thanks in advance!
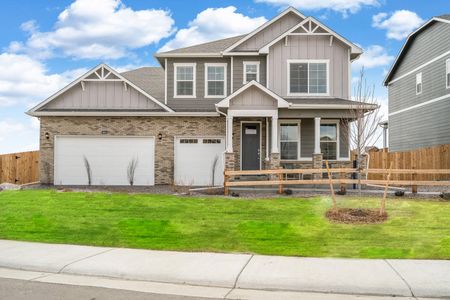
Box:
[28,7,373,186]
[384,15,450,152]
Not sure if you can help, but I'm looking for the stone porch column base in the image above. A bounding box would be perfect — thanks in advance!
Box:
[224,152,236,171]
[269,153,281,170]
[312,153,323,179]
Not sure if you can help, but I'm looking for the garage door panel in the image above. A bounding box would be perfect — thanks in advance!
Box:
[174,137,225,186]
[55,136,154,186]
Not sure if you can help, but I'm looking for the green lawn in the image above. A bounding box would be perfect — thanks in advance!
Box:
[0,190,449,259]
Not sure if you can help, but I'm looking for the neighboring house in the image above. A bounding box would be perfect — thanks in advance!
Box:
[384,15,450,152]
[28,7,372,186]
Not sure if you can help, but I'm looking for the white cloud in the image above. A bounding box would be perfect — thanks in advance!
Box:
[9,0,175,59]
[372,10,424,40]
[352,45,394,70]
[160,6,267,52]
[254,0,380,16]
[0,52,87,107]
[0,119,39,154]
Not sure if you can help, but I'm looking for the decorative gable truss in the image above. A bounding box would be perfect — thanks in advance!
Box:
[259,17,362,58]
[28,64,173,116]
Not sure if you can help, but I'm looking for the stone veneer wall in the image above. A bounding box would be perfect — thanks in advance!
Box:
[39,116,225,185]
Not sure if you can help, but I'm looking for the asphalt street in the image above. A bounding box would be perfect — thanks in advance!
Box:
[0,277,217,300]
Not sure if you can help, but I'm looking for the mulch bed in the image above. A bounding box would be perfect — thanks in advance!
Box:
[326,208,388,224]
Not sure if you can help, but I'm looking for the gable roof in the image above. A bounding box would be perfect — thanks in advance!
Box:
[216,80,290,108]
[223,7,306,53]
[27,64,174,115]
[258,16,362,59]
[384,16,450,85]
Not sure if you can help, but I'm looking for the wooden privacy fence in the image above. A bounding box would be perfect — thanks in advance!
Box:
[360,144,450,181]
[223,167,450,195]
[0,151,39,185]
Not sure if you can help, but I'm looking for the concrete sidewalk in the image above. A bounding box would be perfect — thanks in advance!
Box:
[0,240,449,299]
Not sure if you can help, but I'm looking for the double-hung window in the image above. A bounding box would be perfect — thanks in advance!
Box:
[280,122,300,160]
[416,72,422,95]
[174,63,196,98]
[205,63,227,97]
[288,60,328,95]
[243,62,260,84]
[320,122,338,160]
[446,59,450,89]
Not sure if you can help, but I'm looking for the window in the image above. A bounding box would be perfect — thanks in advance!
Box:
[180,139,198,144]
[174,64,196,98]
[203,139,221,144]
[280,122,300,160]
[446,59,450,89]
[288,60,328,95]
[320,123,338,160]
[243,62,260,84]
[205,63,226,97]
[416,72,422,95]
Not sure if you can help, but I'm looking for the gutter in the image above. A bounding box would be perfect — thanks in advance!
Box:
[27,111,221,117]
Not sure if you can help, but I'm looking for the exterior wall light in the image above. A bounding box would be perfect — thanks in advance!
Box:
[45,132,50,140]
[158,133,163,140]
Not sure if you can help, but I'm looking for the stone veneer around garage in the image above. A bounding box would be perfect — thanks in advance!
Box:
[39,116,226,185]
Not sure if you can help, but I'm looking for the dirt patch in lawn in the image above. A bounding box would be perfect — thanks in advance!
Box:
[326,208,388,224]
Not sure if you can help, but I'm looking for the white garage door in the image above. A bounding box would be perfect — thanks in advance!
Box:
[54,136,155,186]
[174,137,225,186]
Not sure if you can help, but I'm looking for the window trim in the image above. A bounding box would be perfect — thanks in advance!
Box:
[320,119,340,161]
[416,72,422,95]
[287,59,330,96]
[278,120,301,161]
[446,59,450,89]
[243,61,260,84]
[204,63,227,98]
[174,63,196,98]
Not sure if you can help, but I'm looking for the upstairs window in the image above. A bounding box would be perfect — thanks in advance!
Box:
[280,122,300,160]
[205,63,226,97]
[446,59,450,89]
[243,62,260,84]
[288,60,328,95]
[174,64,196,98]
[416,72,422,95]
[320,122,338,160]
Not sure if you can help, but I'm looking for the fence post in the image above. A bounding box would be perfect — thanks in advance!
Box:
[224,172,229,196]
[278,170,283,194]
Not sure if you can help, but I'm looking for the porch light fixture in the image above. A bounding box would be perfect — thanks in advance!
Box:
[45,132,50,140]
[158,133,163,140]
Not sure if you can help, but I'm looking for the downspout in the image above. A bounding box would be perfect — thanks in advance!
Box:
[216,105,229,183]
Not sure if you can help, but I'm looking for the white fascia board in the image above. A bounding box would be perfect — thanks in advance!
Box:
[288,103,378,109]
[28,63,174,114]
[223,7,307,53]
[216,81,290,108]
[28,111,220,117]
[154,52,222,58]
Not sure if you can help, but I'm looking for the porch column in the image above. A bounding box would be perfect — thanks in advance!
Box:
[226,115,233,153]
[314,117,321,154]
[271,116,279,153]
[313,117,323,179]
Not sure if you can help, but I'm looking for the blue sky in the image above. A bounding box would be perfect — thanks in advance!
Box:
[0,0,449,154]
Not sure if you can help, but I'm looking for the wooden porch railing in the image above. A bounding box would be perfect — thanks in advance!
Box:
[223,167,450,195]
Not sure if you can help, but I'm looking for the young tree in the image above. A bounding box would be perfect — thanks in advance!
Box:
[127,157,139,186]
[342,68,382,195]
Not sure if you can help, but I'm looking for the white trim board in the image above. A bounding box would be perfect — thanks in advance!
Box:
[389,93,450,116]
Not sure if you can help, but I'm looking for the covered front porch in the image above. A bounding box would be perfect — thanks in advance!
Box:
[216,81,353,173]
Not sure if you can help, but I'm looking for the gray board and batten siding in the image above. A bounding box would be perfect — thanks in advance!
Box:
[387,21,450,152]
